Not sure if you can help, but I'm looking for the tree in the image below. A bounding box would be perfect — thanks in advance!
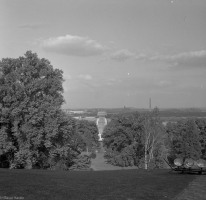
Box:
[75,120,99,153]
[166,119,202,162]
[0,51,78,169]
[103,109,166,169]
[103,112,144,167]
[195,118,206,159]
[141,108,166,169]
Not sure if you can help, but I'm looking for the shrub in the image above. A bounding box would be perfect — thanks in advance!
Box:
[69,155,91,171]
[90,152,96,159]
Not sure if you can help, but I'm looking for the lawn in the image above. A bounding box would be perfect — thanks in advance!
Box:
[0,169,196,200]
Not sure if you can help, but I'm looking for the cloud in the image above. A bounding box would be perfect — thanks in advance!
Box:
[109,49,206,66]
[41,34,108,57]
[41,34,147,61]
[78,74,93,80]
[149,50,206,68]
[110,49,147,62]
[41,33,206,68]
[110,49,136,62]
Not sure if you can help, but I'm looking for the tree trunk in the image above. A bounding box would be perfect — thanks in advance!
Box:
[144,143,148,170]
[144,131,150,170]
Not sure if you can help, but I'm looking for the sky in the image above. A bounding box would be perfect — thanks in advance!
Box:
[1,0,206,109]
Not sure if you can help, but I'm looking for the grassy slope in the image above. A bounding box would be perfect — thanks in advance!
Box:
[0,169,196,200]
[174,176,206,200]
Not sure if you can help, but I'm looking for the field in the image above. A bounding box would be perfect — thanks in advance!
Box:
[0,169,199,200]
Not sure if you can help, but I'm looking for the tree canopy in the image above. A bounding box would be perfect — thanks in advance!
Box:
[75,120,99,153]
[166,119,205,164]
[195,118,206,159]
[0,51,79,169]
[103,112,144,167]
[103,109,166,168]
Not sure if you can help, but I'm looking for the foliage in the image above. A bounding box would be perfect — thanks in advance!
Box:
[75,119,99,153]
[195,118,206,159]
[0,51,79,169]
[90,151,96,159]
[141,108,166,169]
[166,119,202,162]
[103,112,144,167]
[65,119,99,170]
[69,154,91,170]
[103,109,166,169]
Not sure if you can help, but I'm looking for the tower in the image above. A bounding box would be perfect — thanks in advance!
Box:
[149,98,152,111]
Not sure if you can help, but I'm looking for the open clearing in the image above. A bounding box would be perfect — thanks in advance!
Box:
[0,169,201,200]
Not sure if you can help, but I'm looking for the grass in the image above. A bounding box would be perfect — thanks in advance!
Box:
[0,169,196,200]
[174,175,206,200]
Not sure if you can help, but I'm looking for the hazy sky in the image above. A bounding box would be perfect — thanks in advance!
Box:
[1,0,206,108]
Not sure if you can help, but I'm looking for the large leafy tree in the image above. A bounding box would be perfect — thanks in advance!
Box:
[166,119,202,161]
[0,51,78,169]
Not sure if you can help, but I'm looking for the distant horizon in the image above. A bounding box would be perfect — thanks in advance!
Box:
[62,106,206,110]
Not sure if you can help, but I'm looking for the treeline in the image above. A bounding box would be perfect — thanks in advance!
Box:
[0,52,98,170]
[103,109,206,169]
